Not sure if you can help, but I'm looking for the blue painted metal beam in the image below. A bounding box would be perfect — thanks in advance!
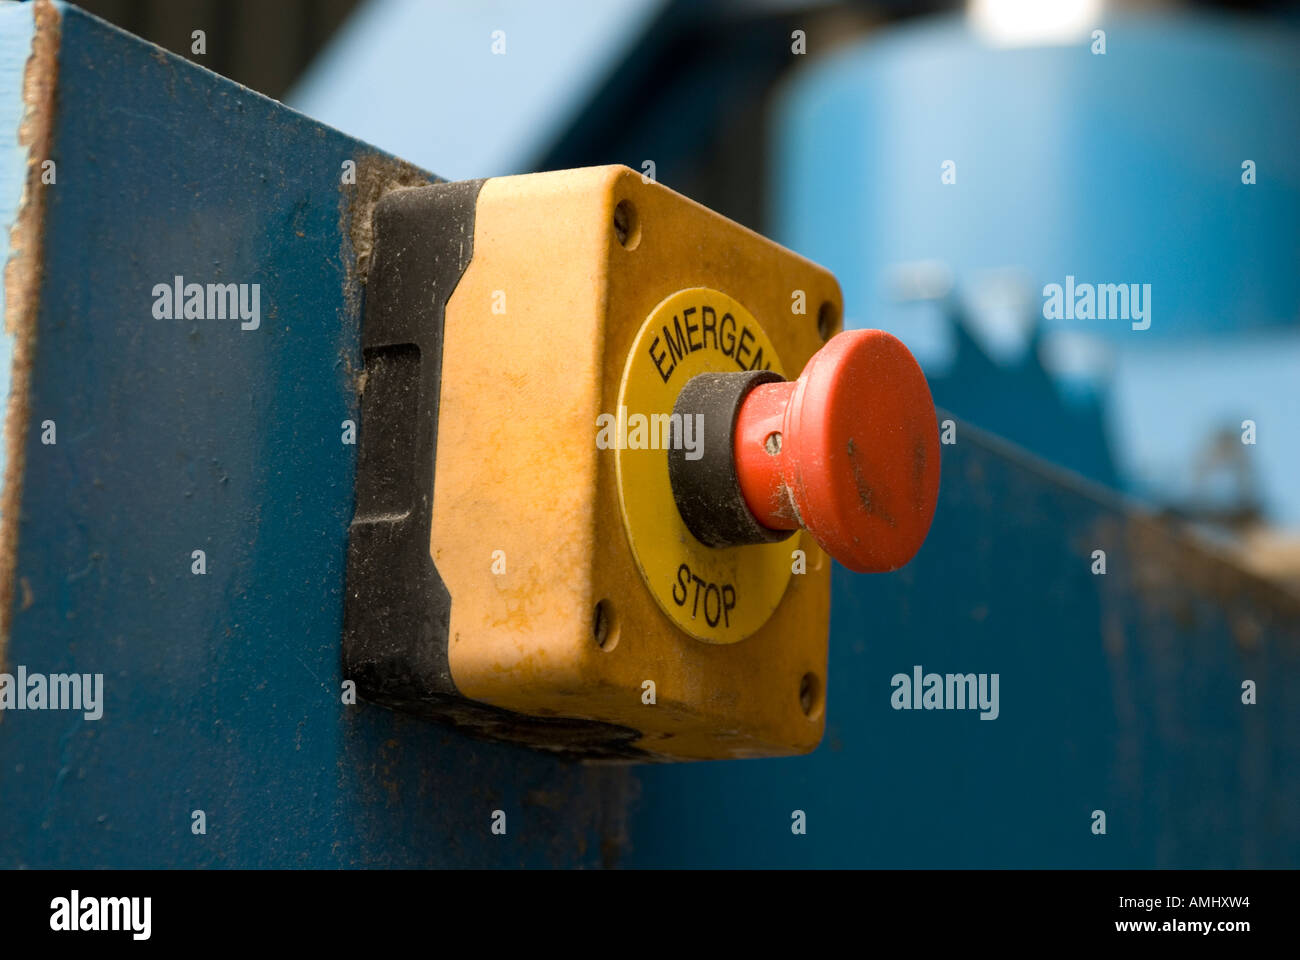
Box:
[1,2,1294,870]
[628,423,1300,867]
[0,1,626,868]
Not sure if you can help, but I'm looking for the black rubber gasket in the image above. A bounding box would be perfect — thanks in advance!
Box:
[668,369,793,548]
[341,181,645,761]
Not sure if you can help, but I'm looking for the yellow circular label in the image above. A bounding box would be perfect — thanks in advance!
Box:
[614,288,793,644]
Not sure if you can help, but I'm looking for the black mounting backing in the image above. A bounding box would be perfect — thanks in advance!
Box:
[668,370,794,548]
[341,181,645,761]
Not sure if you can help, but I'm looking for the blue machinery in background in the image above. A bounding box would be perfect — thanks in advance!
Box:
[0,3,1296,867]
[772,12,1300,524]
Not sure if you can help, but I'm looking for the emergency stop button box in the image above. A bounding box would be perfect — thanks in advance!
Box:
[344,165,845,761]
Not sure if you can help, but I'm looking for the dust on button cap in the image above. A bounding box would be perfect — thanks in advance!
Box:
[732,329,941,573]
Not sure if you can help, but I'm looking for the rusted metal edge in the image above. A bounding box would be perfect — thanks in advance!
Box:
[0,0,60,673]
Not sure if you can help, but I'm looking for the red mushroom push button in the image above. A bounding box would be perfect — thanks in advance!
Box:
[668,329,940,574]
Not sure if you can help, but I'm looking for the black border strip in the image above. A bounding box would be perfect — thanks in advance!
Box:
[341,181,645,761]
